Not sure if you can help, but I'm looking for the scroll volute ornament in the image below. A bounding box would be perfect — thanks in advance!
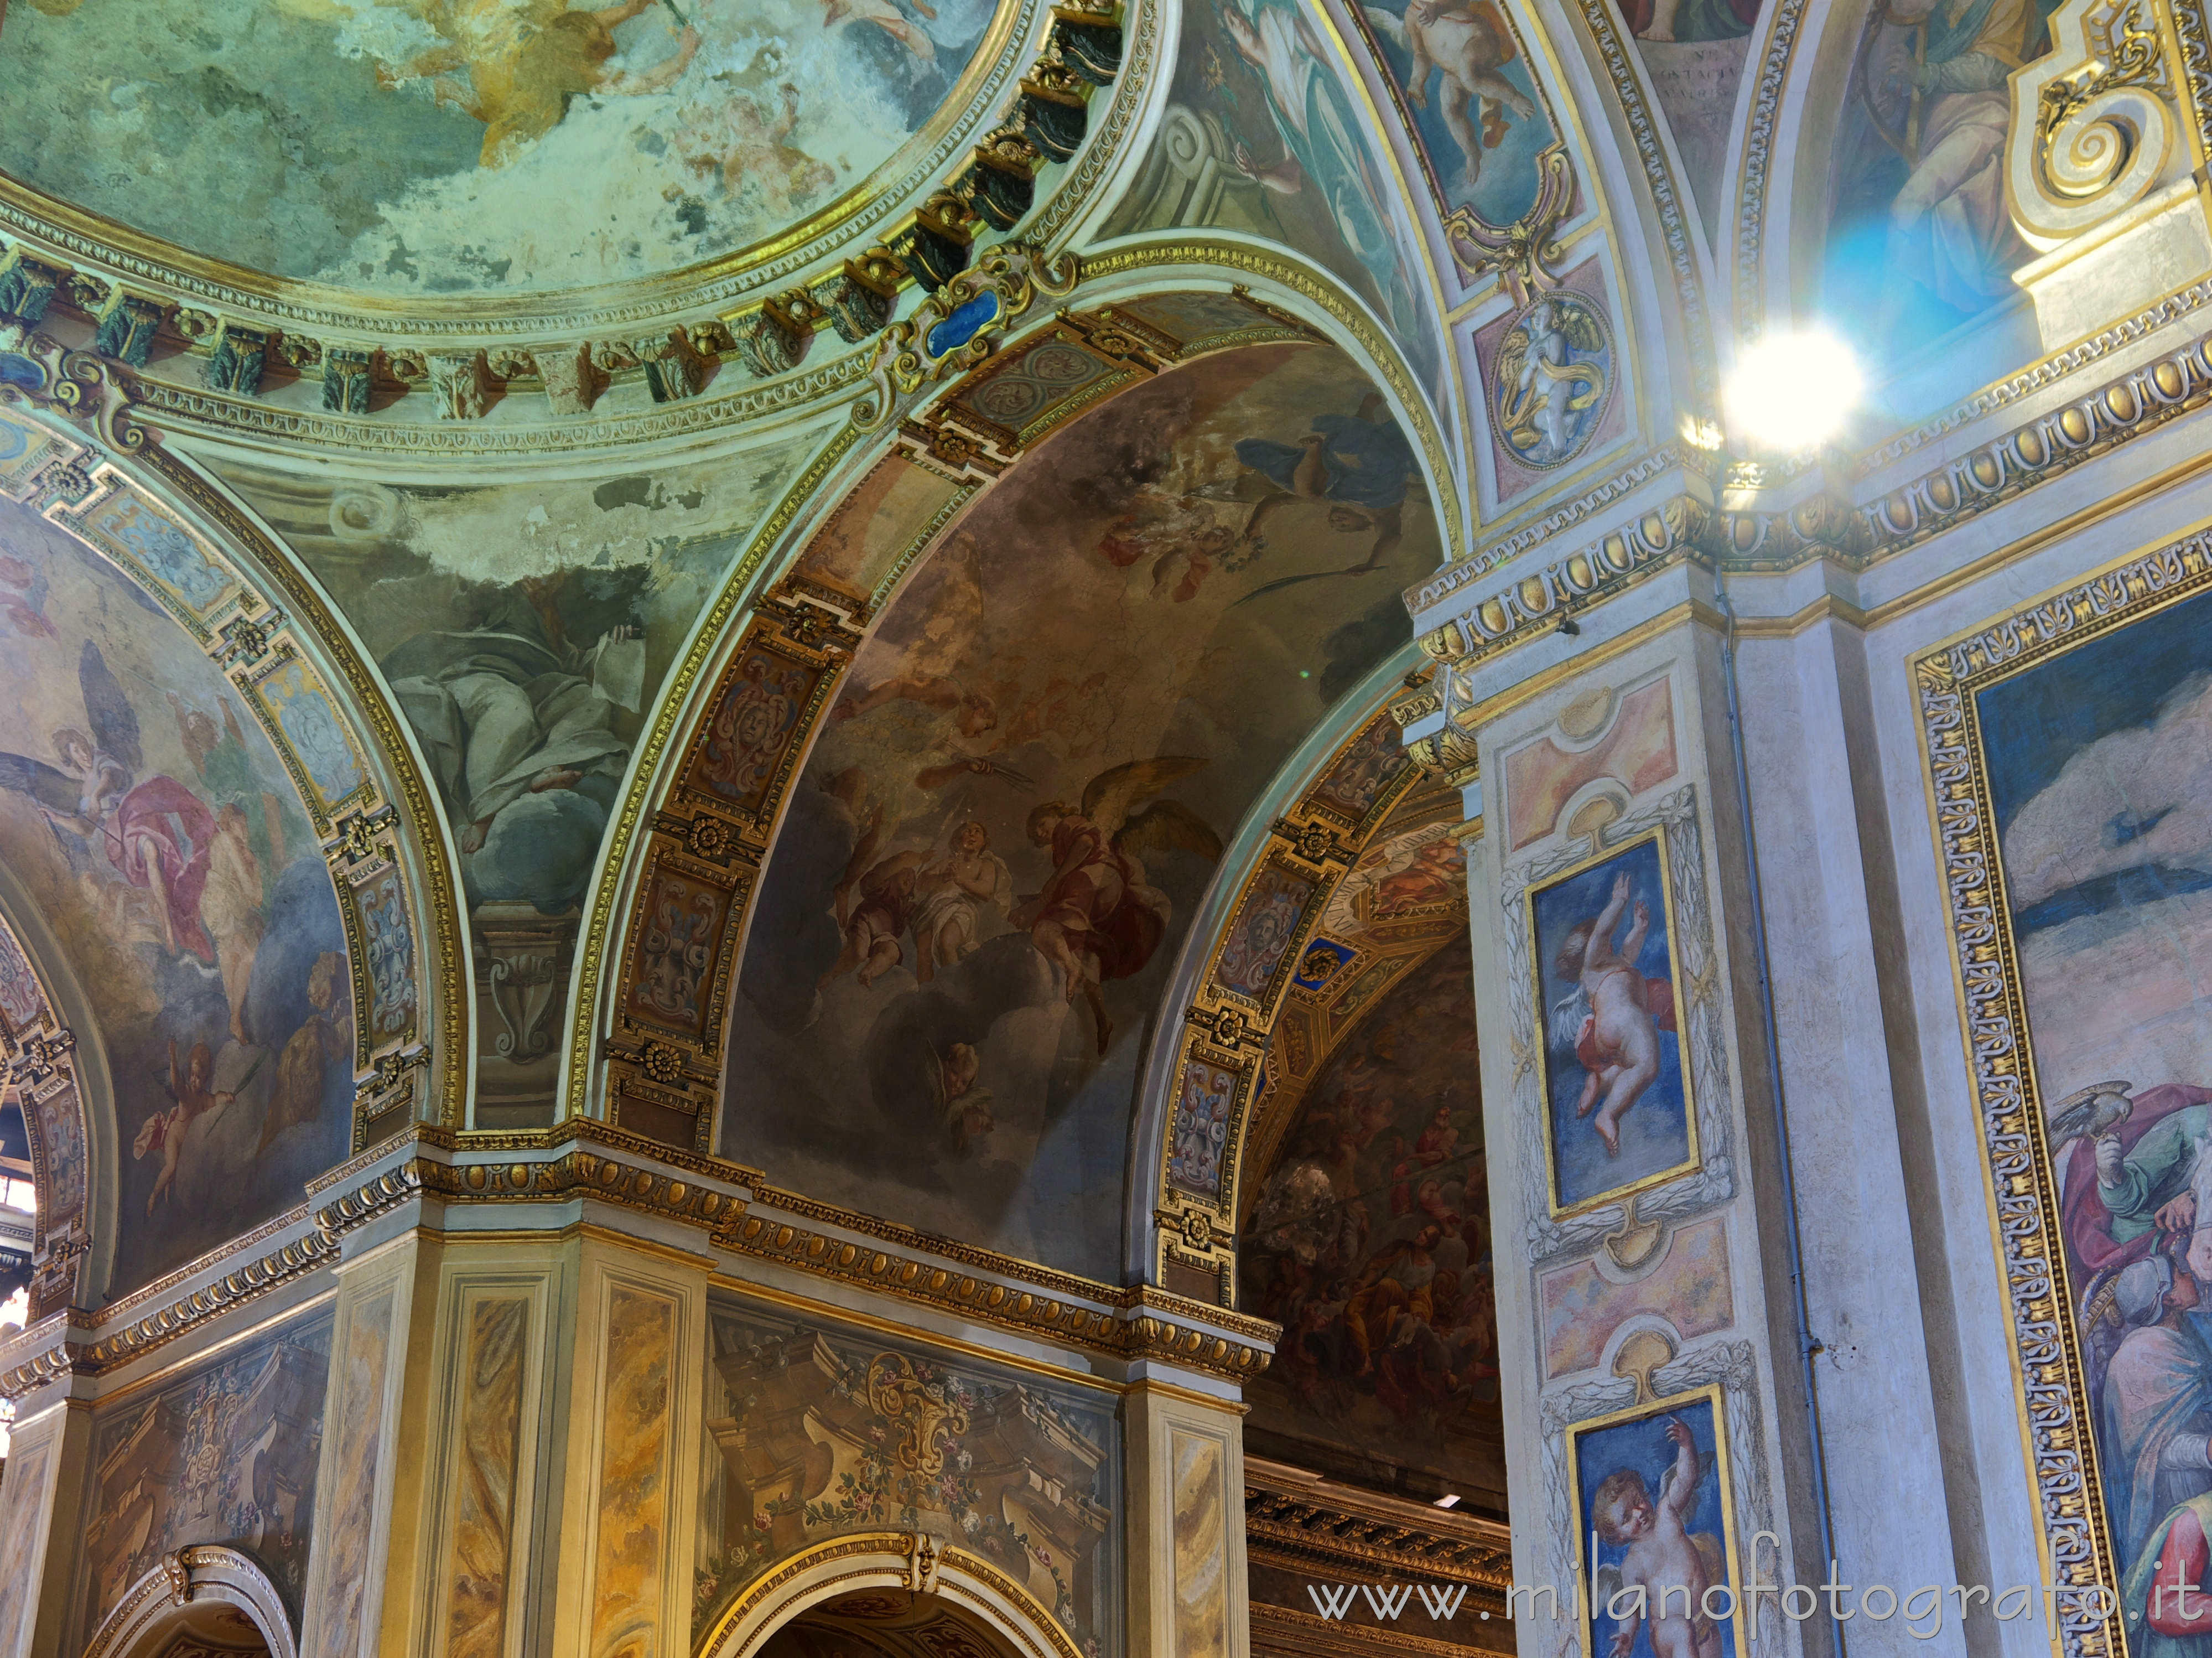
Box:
[2008,0,2180,246]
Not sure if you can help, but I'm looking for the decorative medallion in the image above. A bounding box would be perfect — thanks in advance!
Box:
[1489,291,1614,470]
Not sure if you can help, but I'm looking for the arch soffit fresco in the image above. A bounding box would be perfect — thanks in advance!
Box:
[1135,661,1471,1302]
[575,250,1466,1146]
[0,358,458,1261]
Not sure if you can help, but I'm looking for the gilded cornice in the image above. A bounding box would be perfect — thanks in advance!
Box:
[1853,278,2212,473]
[0,1154,421,1396]
[722,1198,1280,1382]
[1405,447,1701,614]
[0,1114,1280,1400]
[1413,493,1709,667]
[1408,319,2212,680]
[1244,1459,1512,1591]
[130,353,872,458]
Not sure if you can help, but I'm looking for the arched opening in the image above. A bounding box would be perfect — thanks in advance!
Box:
[79,1547,296,1658]
[715,312,1448,1283]
[760,1595,1025,1658]
[696,1536,1082,1658]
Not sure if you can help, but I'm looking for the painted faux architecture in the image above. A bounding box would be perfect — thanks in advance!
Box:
[0,0,2198,1655]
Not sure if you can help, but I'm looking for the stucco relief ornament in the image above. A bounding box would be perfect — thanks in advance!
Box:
[851,242,1080,432]
[2010,0,2179,247]
[1444,143,1573,303]
[1491,292,1614,471]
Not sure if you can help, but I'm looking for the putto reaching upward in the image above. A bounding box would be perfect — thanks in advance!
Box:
[1550,870,1675,1156]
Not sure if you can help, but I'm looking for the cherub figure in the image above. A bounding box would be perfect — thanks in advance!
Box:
[137,1041,237,1220]
[1361,0,1534,187]
[1496,299,1609,461]
[933,1042,995,1155]
[911,820,1010,982]
[1591,1417,1726,1658]
[1552,870,1675,1156]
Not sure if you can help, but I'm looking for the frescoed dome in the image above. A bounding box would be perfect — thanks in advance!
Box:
[0,0,1014,304]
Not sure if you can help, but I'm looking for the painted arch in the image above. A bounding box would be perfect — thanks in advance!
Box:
[0,362,449,1302]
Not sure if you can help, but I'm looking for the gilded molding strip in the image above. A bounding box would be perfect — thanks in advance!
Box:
[695,1533,1088,1658]
[1152,694,1436,1289]
[1728,0,1815,336]
[1562,0,1716,410]
[1912,529,2212,1658]
[561,422,865,1115]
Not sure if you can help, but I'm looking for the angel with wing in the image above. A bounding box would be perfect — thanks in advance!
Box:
[0,642,219,963]
[1495,297,1609,464]
[1011,759,1224,1053]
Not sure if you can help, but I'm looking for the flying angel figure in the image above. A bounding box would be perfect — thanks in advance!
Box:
[1495,298,1609,462]
[1011,758,1224,1054]
[0,642,220,962]
[0,639,139,840]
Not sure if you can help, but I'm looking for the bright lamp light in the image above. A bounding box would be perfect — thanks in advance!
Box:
[1723,331,1863,455]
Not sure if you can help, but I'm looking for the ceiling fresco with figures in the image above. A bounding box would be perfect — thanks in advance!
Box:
[1240,932,1500,1508]
[0,0,2163,1408]
[210,434,820,1123]
[723,340,1437,1278]
[0,487,355,1298]
[0,0,1003,296]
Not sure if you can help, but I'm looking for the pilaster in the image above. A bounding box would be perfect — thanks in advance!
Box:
[297,1232,428,1658]
[547,1231,708,1658]
[1437,599,1845,1658]
[1124,1379,1250,1658]
[0,1398,92,1658]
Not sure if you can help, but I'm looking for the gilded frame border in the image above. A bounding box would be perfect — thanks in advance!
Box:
[1910,525,2212,1658]
[1526,823,1700,1221]
[1562,1382,1750,1658]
